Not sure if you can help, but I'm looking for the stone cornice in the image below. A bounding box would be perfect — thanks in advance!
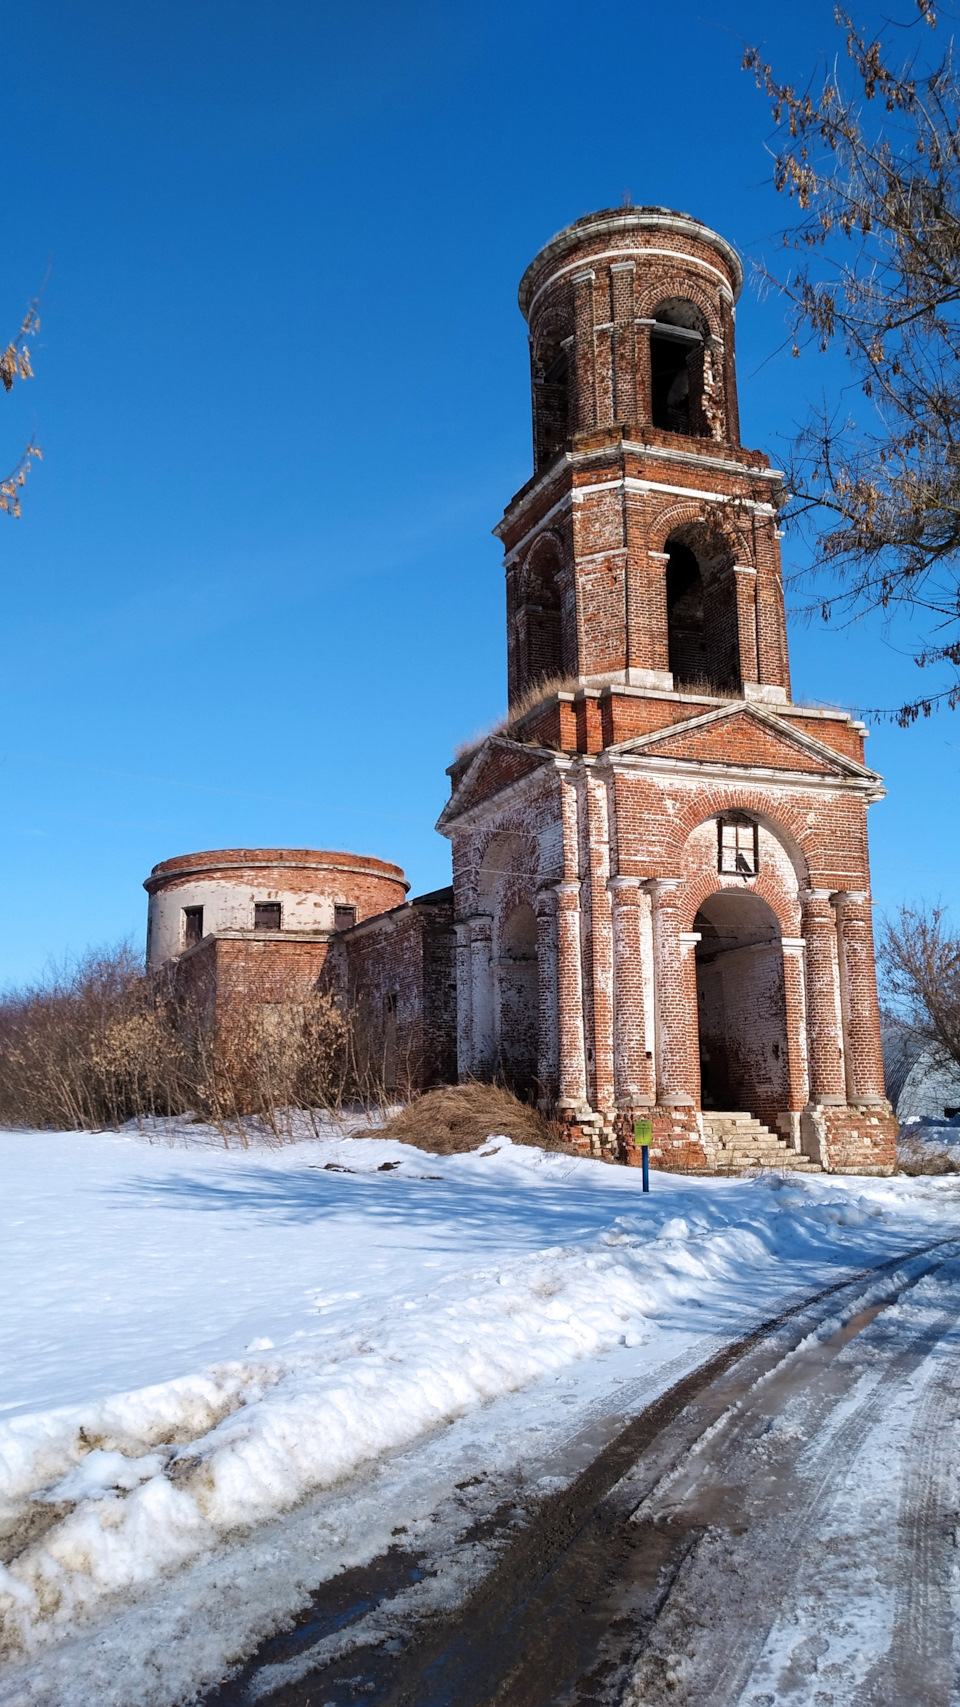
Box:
[436,741,570,835]
[518,210,744,315]
[496,438,781,545]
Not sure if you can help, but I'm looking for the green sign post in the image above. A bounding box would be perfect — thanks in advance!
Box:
[633,1118,651,1192]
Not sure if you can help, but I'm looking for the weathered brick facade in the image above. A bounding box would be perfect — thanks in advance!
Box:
[326,888,457,1094]
[438,207,897,1175]
[145,849,456,1096]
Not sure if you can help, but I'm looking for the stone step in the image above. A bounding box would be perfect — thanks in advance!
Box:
[701,1110,822,1174]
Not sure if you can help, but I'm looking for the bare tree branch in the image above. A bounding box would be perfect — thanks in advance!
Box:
[879,902,960,1066]
[0,297,41,518]
[745,5,960,722]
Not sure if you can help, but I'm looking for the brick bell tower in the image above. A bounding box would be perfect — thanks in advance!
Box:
[438,207,897,1174]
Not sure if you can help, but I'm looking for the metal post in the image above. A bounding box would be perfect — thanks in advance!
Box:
[634,1117,652,1193]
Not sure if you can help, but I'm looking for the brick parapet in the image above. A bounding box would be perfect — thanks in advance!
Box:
[505,684,866,768]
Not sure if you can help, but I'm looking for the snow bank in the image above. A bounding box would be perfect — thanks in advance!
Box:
[0,1126,954,1666]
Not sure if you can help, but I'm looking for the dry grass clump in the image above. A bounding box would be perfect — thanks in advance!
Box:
[506,674,580,726]
[369,1081,576,1155]
[672,677,740,699]
[454,676,581,760]
[896,1137,960,1176]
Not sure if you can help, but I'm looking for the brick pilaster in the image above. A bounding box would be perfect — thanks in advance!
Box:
[611,261,637,425]
[647,877,698,1107]
[555,880,587,1108]
[733,563,759,685]
[833,890,887,1102]
[534,886,560,1102]
[608,876,656,1105]
[585,770,615,1115]
[781,937,810,1118]
[800,889,847,1100]
[572,270,597,432]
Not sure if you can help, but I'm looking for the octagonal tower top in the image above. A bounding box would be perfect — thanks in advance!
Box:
[518,206,745,473]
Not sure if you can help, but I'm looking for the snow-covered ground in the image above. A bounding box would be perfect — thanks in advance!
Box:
[1,1122,959,1706]
[900,1111,960,1149]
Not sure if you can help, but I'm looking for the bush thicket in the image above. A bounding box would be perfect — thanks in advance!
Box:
[0,945,372,1136]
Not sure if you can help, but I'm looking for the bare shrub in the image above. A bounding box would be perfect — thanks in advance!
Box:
[182,980,374,1140]
[896,1137,960,1176]
[879,904,960,1072]
[0,946,185,1131]
[0,943,380,1136]
[365,1081,576,1155]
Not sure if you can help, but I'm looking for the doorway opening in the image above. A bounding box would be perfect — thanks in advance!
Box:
[498,902,539,1098]
[694,889,788,1129]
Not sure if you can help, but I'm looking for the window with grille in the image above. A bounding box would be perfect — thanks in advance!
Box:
[334,904,357,931]
[718,816,759,876]
[254,902,282,930]
[183,905,204,948]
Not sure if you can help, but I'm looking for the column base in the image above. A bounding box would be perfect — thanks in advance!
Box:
[555,1103,619,1160]
[800,1100,898,1175]
[615,1104,709,1172]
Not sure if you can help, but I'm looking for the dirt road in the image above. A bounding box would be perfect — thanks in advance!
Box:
[204,1240,960,1707]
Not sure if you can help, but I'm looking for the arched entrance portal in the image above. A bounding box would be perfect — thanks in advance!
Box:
[694,892,788,1129]
[498,902,539,1097]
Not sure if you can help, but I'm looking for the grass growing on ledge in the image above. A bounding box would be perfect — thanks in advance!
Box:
[454,676,583,760]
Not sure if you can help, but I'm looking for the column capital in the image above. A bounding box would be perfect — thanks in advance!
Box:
[800,887,833,905]
[607,874,642,902]
[644,876,684,902]
[831,889,871,908]
[454,912,493,940]
[555,879,581,902]
[678,932,702,949]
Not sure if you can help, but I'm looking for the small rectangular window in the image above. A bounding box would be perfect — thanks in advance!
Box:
[334,904,357,931]
[255,902,282,930]
[718,817,759,876]
[183,905,204,948]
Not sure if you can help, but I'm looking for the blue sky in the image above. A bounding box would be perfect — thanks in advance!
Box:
[1,0,957,985]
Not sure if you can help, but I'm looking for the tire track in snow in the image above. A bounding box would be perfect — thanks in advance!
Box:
[622,1263,960,1707]
[846,1312,960,1707]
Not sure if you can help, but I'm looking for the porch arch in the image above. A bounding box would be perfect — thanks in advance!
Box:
[693,890,804,1128]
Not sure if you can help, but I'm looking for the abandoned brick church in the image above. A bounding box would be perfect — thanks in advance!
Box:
[146,206,897,1176]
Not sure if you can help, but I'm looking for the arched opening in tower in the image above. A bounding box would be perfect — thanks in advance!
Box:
[520,549,563,692]
[649,300,707,436]
[666,541,705,684]
[497,902,539,1098]
[533,338,570,470]
[665,531,742,694]
[693,887,788,1130]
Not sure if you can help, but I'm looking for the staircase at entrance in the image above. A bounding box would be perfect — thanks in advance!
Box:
[700,1111,822,1173]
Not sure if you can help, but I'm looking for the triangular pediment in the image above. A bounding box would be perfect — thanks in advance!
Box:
[437,737,553,830]
[609,704,878,781]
